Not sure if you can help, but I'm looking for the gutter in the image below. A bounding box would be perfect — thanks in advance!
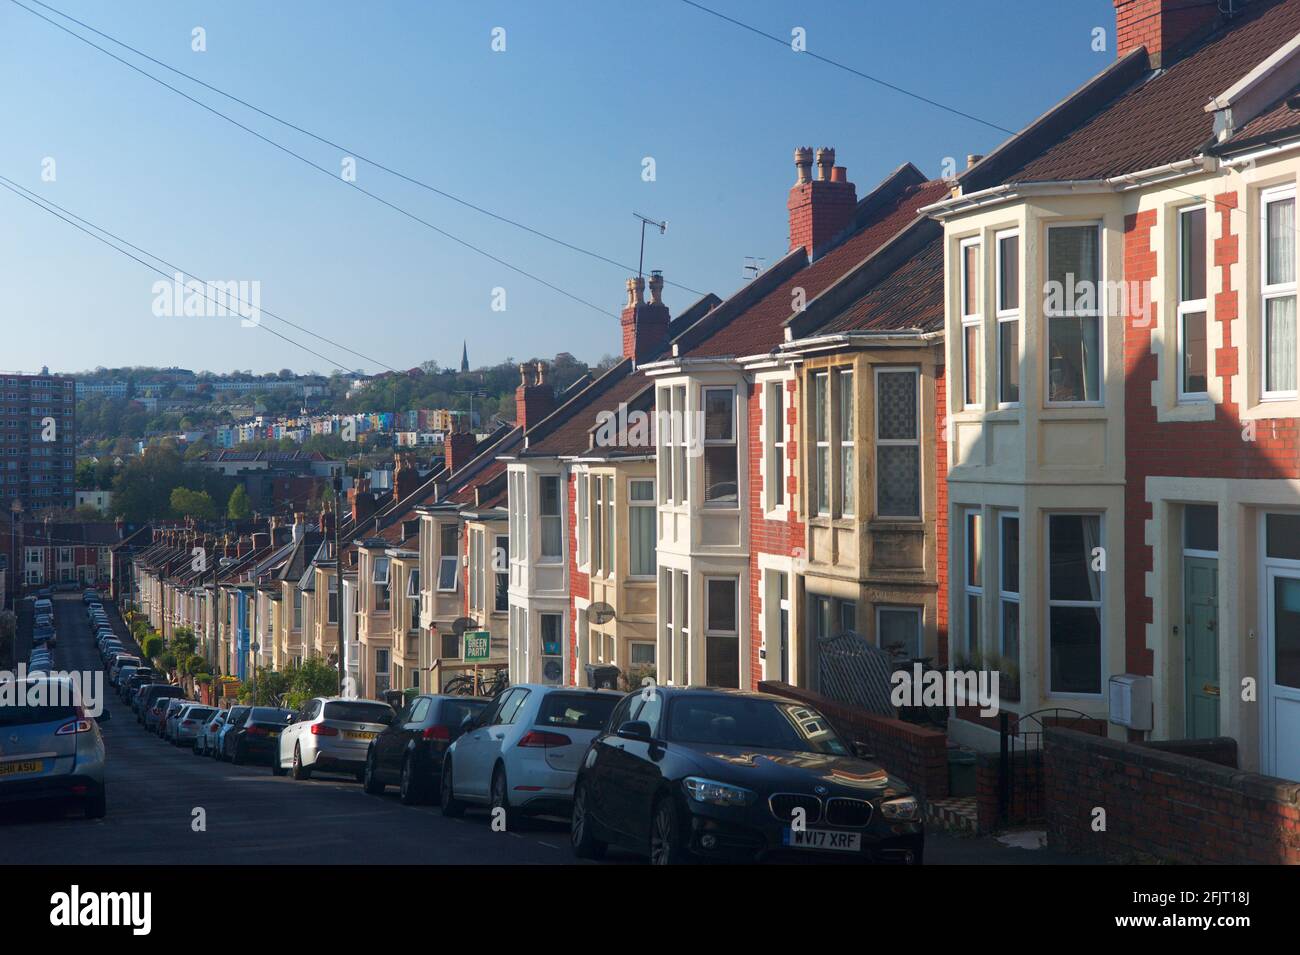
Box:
[921,157,1219,218]
[779,330,943,356]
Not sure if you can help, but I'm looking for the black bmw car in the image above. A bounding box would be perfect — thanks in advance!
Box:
[571,687,923,865]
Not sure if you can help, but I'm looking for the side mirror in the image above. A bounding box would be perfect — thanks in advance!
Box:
[616,720,653,742]
[852,741,876,761]
[284,713,296,725]
[459,714,476,733]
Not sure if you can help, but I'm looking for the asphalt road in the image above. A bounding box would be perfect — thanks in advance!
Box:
[0,595,1091,865]
[0,595,603,865]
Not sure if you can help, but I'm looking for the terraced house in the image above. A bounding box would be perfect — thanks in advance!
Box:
[502,286,718,686]
[926,0,1300,781]
[644,148,951,691]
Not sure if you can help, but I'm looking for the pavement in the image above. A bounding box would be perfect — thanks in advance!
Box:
[0,594,1101,865]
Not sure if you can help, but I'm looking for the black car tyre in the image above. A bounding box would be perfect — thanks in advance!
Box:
[271,746,288,777]
[571,781,607,860]
[399,755,423,805]
[232,740,245,765]
[649,797,690,866]
[439,758,465,817]
[291,743,312,781]
[84,784,106,820]
[362,749,385,795]
[489,765,517,830]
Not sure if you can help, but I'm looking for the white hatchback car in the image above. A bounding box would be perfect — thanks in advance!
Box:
[272,697,395,780]
[440,685,622,826]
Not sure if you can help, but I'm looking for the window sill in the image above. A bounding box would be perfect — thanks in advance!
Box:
[1157,400,1215,424]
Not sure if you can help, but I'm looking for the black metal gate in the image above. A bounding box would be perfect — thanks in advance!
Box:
[998,708,1097,825]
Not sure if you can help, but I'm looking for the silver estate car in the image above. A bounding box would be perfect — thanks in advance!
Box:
[173,705,217,747]
[0,675,107,817]
[273,697,394,780]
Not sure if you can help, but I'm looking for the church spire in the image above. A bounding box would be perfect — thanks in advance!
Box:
[460,340,469,372]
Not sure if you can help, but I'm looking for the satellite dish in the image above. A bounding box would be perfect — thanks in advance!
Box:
[588,602,616,625]
[452,617,479,637]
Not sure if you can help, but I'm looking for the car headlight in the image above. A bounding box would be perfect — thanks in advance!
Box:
[683,776,753,807]
[880,796,919,821]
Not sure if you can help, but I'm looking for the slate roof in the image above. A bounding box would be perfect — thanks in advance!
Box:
[680,177,952,358]
[814,237,946,335]
[1007,0,1300,182]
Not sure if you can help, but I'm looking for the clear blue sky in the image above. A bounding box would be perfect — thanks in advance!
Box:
[0,0,1118,377]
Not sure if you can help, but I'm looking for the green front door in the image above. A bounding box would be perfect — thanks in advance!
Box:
[1184,556,1219,738]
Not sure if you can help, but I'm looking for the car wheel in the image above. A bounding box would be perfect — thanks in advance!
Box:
[363,749,384,795]
[649,797,690,866]
[84,784,107,820]
[489,765,516,830]
[291,743,312,781]
[271,746,288,777]
[232,741,245,765]
[571,781,607,860]
[439,758,465,817]
[399,755,423,805]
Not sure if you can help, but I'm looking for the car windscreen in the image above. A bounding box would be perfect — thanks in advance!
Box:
[665,696,849,755]
[534,693,619,731]
[323,701,394,725]
[0,684,79,726]
[186,708,216,721]
[249,708,292,724]
[437,698,490,726]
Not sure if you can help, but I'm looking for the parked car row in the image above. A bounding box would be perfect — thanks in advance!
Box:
[111,632,922,864]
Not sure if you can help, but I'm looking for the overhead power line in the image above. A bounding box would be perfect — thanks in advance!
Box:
[8,0,618,320]
[18,0,706,298]
[0,175,380,374]
[677,0,1017,135]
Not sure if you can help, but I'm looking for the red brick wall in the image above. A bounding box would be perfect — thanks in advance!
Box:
[567,471,589,685]
[1046,726,1300,863]
[748,379,805,689]
[1124,196,1300,680]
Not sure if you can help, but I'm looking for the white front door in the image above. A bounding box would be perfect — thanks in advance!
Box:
[1264,568,1300,782]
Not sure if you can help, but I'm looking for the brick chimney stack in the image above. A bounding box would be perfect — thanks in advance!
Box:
[1114,0,1221,67]
[515,360,557,432]
[788,146,856,261]
[445,430,477,473]
[349,477,376,526]
[621,271,671,365]
[393,453,420,500]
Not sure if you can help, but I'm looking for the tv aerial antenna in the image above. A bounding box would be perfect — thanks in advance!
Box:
[633,212,667,280]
